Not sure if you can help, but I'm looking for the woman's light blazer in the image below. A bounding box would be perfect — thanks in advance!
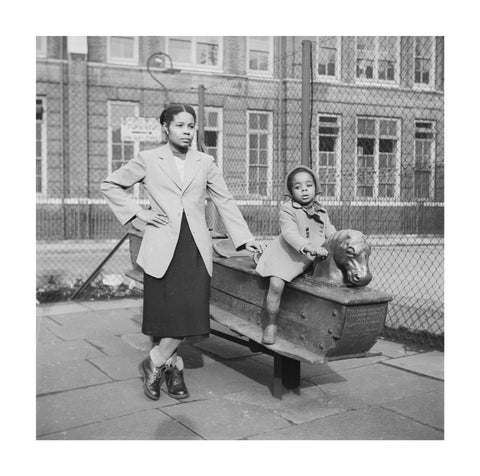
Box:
[101,144,254,278]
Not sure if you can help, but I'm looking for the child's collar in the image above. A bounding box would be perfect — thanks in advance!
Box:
[290,197,326,213]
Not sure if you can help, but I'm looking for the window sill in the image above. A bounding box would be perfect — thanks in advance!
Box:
[107,57,139,66]
[354,80,400,88]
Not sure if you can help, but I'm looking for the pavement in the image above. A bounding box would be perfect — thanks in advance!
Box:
[36,298,444,440]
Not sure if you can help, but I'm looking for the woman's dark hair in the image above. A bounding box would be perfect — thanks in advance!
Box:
[159,104,196,126]
[286,166,318,195]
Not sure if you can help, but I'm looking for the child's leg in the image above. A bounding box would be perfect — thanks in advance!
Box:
[266,276,285,314]
[262,277,285,344]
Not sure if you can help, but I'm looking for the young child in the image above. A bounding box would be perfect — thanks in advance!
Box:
[255,166,336,344]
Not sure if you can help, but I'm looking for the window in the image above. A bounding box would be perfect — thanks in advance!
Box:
[247,111,273,197]
[36,98,46,195]
[317,115,341,198]
[316,37,340,80]
[356,117,400,199]
[166,37,222,71]
[36,36,47,57]
[247,36,273,75]
[108,101,140,196]
[414,37,435,89]
[356,36,399,84]
[191,106,223,169]
[414,121,436,199]
[107,36,138,64]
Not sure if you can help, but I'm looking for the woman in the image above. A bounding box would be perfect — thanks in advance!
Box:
[101,104,263,401]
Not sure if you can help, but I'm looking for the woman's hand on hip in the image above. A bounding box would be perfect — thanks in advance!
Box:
[245,240,266,253]
[135,209,168,227]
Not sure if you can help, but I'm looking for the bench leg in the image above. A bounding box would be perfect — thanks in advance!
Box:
[272,354,301,398]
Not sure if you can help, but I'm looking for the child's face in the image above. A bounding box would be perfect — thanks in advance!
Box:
[290,171,316,205]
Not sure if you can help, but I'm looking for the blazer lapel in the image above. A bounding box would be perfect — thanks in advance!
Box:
[182,149,201,193]
[156,145,182,190]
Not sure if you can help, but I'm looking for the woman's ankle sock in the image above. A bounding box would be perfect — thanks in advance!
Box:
[149,346,166,367]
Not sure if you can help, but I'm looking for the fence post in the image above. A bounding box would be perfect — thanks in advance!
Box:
[199,84,218,232]
[197,84,206,152]
[301,40,312,168]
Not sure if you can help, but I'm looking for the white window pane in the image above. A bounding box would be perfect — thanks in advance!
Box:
[250,36,270,51]
[259,114,268,130]
[415,37,433,57]
[111,37,135,58]
[170,38,191,63]
[110,103,136,127]
[196,42,218,65]
[207,111,218,127]
[249,50,269,70]
[379,36,397,60]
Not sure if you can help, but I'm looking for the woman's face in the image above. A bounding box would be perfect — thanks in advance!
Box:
[165,111,196,150]
[290,171,316,205]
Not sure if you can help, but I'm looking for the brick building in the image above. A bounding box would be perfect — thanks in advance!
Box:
[36,36,444,239]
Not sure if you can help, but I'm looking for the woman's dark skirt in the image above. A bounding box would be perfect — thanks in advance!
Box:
[142,213,211,339]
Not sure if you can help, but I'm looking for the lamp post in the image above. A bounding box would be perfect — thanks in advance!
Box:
[146,52,181,104]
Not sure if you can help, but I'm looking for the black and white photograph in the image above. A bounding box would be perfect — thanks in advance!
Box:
[5,0,478,473]
[35,32,445,439]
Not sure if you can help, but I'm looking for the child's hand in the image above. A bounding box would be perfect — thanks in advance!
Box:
[315,247,328,259]
[303,244,328,259]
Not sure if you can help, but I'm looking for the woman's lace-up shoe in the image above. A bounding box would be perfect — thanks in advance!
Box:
[164,357,189,399]
[139,356,165,400]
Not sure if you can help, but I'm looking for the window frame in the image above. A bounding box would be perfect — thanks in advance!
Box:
[315,113,342,199]
[247,36,274,77]
[315,36,341,82]
[246,110,273,198]
[36,36,47,57]
[36,97,47,197]
[355,36,401,86]
[107,36,139,65]
[413,36,436,91]
[192,106,224,171]
[355,116,401,200]
[414,120,436,199]
[107,100,140,197]
[165,36,223,72]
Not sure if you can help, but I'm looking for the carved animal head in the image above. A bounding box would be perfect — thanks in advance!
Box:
[312,229,372,287]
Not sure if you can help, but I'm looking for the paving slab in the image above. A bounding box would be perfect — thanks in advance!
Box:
[36,317,63,344]
[86,333,148,357]
[79,298,142,311]
[381,390,444,431]
[40,409,202,440]
[370,337,423,358]
[224,383,346,424]
[248,405,443,440]
[88,351,146,381]
[162,397,291,439]
[308,363,443,410]
[36,379,179,437]
[193,333,260,360]
[381,351,444,381]
[37,301,90,317]
[48,307,139,325]
[218,355,280,388]
[175,343,217,369]
[37,339,106,365]
[120,333,152,352]
[46,311,141,341]
[37,360,112,395]
[181,361,268,400]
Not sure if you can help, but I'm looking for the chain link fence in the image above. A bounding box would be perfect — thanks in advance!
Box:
[36,36,444,349]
